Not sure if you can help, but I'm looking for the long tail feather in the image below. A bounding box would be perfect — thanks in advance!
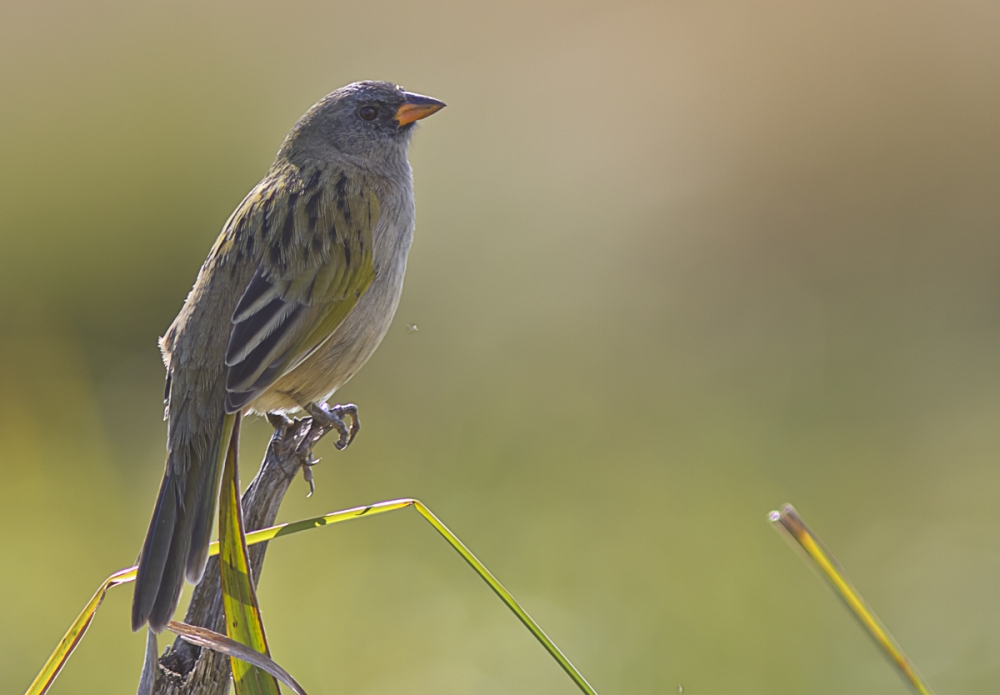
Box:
[131,473,179,631]
[187,413,238,583]
[132,410,236,632]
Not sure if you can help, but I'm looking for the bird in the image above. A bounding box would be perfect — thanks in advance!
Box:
[131,81,445,633]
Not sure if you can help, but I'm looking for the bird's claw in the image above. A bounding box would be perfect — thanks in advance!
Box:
[300,456,316,496]
[304,402,360,451]
[266,402,360,496]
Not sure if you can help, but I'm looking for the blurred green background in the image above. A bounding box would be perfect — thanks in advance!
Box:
[1,0,998,693]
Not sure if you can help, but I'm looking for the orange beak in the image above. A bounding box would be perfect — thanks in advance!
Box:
[394,92,446,126]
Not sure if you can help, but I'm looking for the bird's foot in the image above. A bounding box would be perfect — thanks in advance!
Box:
[264,403,359,496]
[266,411,322,496]
[304,402,360,451]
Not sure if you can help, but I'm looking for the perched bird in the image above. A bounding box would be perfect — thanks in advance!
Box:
[131,81,445,632]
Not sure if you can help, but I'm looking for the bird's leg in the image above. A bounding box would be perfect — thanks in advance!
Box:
[304,402,360,451]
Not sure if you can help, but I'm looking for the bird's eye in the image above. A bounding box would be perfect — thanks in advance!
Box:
[359,105,379,121]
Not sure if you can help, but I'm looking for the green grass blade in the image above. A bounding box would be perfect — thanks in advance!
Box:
[411,500,600,695]
[29,498,599,695]
[24,566,136,695]
[770,504,936,695]
[253,498,600,695]
[218,414,281,695]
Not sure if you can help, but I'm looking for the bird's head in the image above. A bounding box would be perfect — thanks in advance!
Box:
[281,81,445,171]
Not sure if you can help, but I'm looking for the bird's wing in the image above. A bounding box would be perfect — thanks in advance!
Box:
[223,166,379,412]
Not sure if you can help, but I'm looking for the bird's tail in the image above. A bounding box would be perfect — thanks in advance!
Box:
[131,410,238,632]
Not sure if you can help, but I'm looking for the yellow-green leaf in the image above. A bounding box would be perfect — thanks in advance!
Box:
[218,413,280,695]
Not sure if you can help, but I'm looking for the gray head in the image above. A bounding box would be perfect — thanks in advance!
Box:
[278,81,445,172]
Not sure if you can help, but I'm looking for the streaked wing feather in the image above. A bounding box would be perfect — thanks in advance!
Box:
[231,266,281,323]
[226,290,302,367]
[223,166,377,412]
[226,300,309,392]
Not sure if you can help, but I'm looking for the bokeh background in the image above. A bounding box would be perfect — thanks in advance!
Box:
[2,0,999,693]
